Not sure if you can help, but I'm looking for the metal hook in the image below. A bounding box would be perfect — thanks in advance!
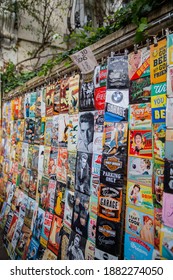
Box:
[153,36,158,47]
[134,44,138,54]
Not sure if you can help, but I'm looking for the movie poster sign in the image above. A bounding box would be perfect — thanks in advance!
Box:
[127,156,153,187]
[126,206,154,245]
[126,181,153,213]
[129,130,152,158]
[128,47,150,80]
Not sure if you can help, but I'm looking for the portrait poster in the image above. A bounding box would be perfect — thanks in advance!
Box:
[15,141,22,163]
[6,213,18,242]
[88,212,97,244]
[58,114,69,148]
[95,248,118,260]
[24,197,38,230]
[129,103,152,130]
[77,111,95,153]
[28,169,38,200]
[18,119,25,142]
[102,121,128,156]
[67,152,76,191]
[167,33,173,66]
[44,116,53,146]
[125,206,154,245]
[47,215,63,256]
[67,114,78,152]
[48,147,58,180]
[35,89,42,118]
[15,224,32,258]
[29,91,37,118]
[100,153,125,187]
[51,115,59,148]
[72,191,89,239]
[167,66,173,96]
[85,240,95,260]
[11,217,24,251]
[53,80,61,115]
[34,117,41,145]
[60,77,69,113]
[129,76,151,104]
[153,123,166,161]
[31,144,39,170]
[13,98,19,120]
[27,144,33,170]
[19,168,31,194]
[166,97,173,128]
[24,118,35,144]
[45,83,54,116]
[96,216,121,256]
[40,211,53,248]
[42,248,57,260]
[57,226,71,260]
[38,175,49,210]
[128,47,150,80]
[150,38,167,84]
[75,151,92,196]
[160,224,173,260]
[126,181,153,213]
[40,117,46,145]
[107,56,129,89]
[154,207,162,251]
[165,130,173,161]
[153,159,164,207]
[63,189,74,229]
[18,95,25,119]
[67,230,86,260]
[54,181,66,219]
[38,145,44,174]
[69,74,80,114]
[164,159,173,194]
[128,129,152,158]
[127,156,153,187]
[105,89,129,122]
[56,147,68,183]
[124,232,153,260]
[98,184,122,222]
[47,179,56,213]
[162,192,173,228]
[79,73,95,111]
[26,237,40,260]
[24,93,30,118]
[32,207,45,242]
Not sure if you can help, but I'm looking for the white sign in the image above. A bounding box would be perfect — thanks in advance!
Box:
[70,46,98,74]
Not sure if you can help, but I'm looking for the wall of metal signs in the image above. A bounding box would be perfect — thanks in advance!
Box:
[0,33,173,260]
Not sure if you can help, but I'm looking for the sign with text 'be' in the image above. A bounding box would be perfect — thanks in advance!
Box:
[70,46,98,74]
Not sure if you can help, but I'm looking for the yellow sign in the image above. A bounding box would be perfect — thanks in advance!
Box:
[150,39,167,84]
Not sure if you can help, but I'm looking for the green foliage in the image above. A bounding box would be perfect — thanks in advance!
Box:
[2,0,167,93]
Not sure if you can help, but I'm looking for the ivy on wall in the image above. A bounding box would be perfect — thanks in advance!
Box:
[1,0,168,94]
